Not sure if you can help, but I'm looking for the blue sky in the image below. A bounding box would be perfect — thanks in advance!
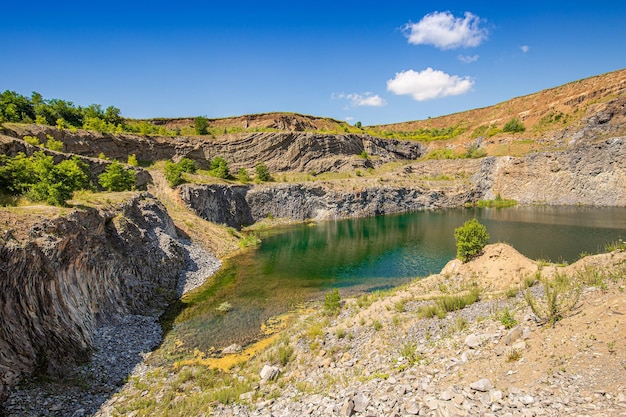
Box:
[2,1,625,125]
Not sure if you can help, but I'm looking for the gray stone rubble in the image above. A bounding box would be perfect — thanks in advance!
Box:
[2,239,220,417]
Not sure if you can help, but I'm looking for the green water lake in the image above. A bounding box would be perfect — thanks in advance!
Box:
[161,206,626,358]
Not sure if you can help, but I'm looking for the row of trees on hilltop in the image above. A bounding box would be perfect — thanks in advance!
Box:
[0,90,122,130]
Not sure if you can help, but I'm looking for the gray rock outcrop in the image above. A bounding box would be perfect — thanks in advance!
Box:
[3,126,424,174]
[475,138,626,205]
[0,193,187,405]
[180,182,475,229]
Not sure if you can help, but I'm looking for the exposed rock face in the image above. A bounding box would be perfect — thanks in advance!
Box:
[0,194,187,405]
[180,183,475,229]
[476,138,626,205]
[3,126,424,174]
[179,184,254,228]
[0,134,151,190]
[181,138,626,229]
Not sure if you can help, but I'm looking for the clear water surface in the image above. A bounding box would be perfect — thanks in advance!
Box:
[164,206,626,356]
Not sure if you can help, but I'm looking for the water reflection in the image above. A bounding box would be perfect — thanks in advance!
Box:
[165,206,626,356]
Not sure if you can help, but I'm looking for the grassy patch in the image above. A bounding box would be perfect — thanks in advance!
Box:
[417,288,481,319]
[475,195,518,208]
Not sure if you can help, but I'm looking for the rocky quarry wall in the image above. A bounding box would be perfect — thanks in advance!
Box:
[0,194,187,405]
[2,125,424,174]
[180,138,626,229]
[478,137,626,205]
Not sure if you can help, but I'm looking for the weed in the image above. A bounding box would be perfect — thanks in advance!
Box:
[452,316,468,333]
[238,232,261,248]
[399,342,422,365]
[505,287,518,298]
[373,320,383,331]
[523,272,540,288]
[523,272,581,326]
[278,344,294,366]
[216,301,232,313]
[306,323,324,340]
[498,307,518,329]
[604,239,626,252]
[608,340,616,352]
[506,348,522,362]
[335,328,346,339]
[577,266,608,290]
[418,288,481,319]
[394,299,406,313]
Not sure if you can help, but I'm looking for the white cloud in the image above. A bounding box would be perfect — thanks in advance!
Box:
[521,45,530,53]
[345,116,354,121]
[458,54,479,63]
[386,68,474,101]
[333,92,387,107]
[403,11,488,49]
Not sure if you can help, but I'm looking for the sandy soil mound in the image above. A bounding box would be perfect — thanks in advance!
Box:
[440,243,540,292]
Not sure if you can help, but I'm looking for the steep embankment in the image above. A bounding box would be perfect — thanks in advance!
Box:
[2,125,423,174]
[178,137,626,229]
[478,138,626,205]
[179,181,474,229]
[0,194,188,405]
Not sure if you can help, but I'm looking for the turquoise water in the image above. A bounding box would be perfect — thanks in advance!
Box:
[168,206,626,354]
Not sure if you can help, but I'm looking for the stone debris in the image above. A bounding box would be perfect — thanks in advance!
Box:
[4,247,626,417]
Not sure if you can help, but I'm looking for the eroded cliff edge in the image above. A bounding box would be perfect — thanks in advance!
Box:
[0,193,188,405]
[179,138,626,229]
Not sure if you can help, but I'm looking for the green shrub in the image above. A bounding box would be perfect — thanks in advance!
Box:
[27,153,90,205]
[194,116,208,135]
[255,162,272,182]
[164,158,196,187]
[164,161,184,187]
[23,135,40,146]
[502,118,526,133]
[98,161,136,191]
[0,153,36,195]
[209,156,230,179]
[454,218,490,262]
[323,288,341,316]
[464,144,486,158]
[177,157,197,173]
[127,154,138,166]
[237,168,251,183]
[44,135,63,152]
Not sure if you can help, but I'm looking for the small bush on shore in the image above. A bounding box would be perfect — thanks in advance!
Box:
[323,289,341,316]
[454,218,490,262]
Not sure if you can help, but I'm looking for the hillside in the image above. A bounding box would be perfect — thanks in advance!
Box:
[375,68,626,137]
[0,69,625,416]
[148,68,626,150]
